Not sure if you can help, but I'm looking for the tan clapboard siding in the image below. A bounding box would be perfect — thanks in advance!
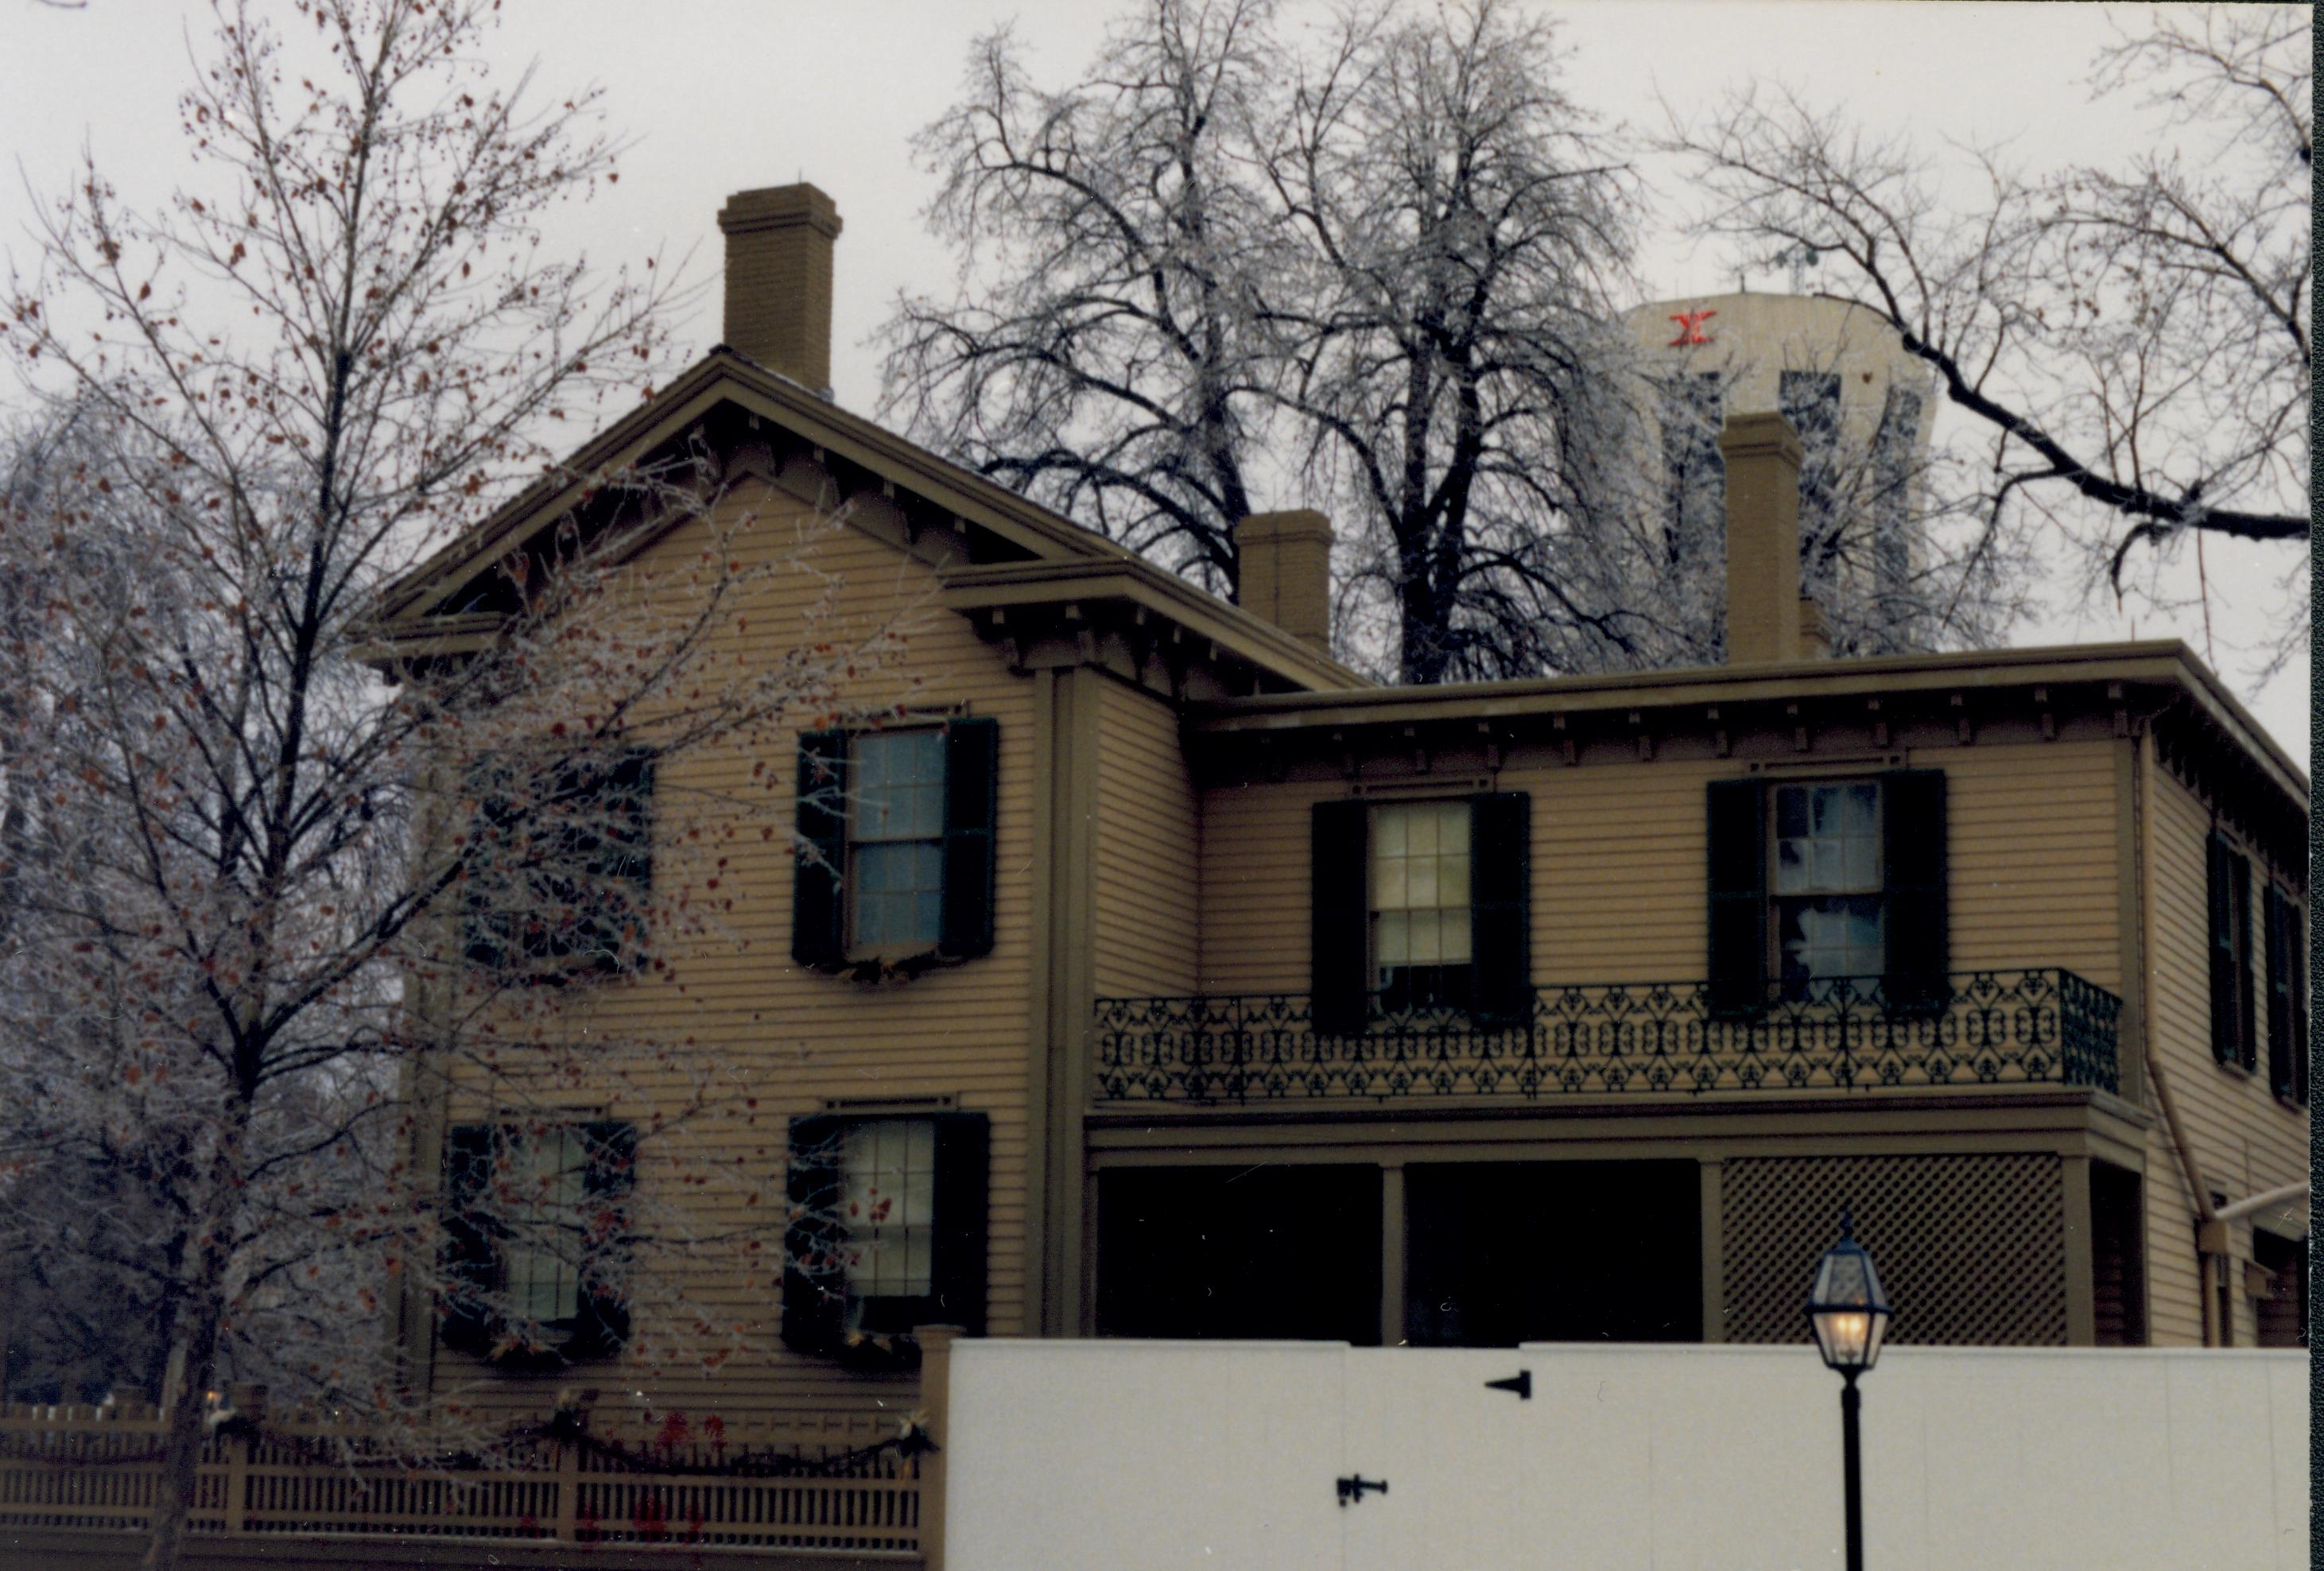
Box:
[1942,742,2120,988]
[1198,778,1332,995]
[1200,742,2124,996]
[2140,762,2307,1347]
[1092,680,1200,997]
[439,493,1038,1419]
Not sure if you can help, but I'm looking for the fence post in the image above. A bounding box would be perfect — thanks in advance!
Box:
[553,1388,596,1543]
[915,1325,964,1571]
[222,1384,265,1535]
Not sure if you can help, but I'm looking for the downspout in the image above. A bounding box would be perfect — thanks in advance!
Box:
[2134,725,2221,1344]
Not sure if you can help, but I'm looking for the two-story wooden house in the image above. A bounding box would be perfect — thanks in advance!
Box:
[365,184,2309,1436]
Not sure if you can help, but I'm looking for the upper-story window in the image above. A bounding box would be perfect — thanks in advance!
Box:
[1311,793,1530,1033]
[793,719,999,968]
[1371,801,1473,1010]
[1708,770,1946,1015]
[1772,781,1885,997]
[463,748,654,978]
[850,731,947,950]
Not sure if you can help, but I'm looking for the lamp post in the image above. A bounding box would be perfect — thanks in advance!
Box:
[1807,1208,1891,1571]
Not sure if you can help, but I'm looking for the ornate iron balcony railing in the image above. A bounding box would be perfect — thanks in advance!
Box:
[1092,969,2121,1104]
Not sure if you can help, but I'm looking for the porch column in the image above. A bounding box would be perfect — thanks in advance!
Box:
[1379,1162,1406,1347]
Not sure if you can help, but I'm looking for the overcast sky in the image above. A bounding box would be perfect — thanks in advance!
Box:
[1,1,2307,761]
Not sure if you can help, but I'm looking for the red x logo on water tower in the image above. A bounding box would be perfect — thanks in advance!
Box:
[1668,308,1717,347]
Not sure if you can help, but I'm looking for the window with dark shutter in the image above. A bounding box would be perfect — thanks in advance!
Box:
[1311,801,1369,1035]
[439,1120,634,1364]
[2265,886,2305,1103]
[940,719,999,959]
[792,731,849,968]
[792,721,1000,968]
[782,1111,989,1360]
[1469,793,1532,1027]
[1705,779,1768,1016]
[464,748,654,977]
[1881,769,1948,1011]
[2209,832,2256,1069]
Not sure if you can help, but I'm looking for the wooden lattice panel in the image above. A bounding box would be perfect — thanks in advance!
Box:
[1721,1153,2066,1346]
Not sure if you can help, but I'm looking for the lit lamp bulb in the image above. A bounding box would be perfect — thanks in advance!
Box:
[1806,1213,1891,1375]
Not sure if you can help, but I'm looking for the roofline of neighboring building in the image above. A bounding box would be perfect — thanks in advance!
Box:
[1192,639,2307,809]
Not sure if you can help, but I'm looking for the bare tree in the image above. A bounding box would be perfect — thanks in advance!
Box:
[882,0,1285,594]
[1263,0,1648,683]
[885,0,1656,682]
[0,4,902,1565]
[1666,5,2310,668]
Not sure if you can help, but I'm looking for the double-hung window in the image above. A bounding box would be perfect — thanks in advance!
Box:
[782,1111,989,1359]
[463,748,654,978]
[440,1120,635,1364]
[850,731,947,950]
[1706,770,1946,1015]
[1370,801,1473,1010]
[793,720,998,967]
[1771,781,1885,999]
[1311,793,1530,1033]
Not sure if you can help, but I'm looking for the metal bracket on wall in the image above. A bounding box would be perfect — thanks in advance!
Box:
[1484,1370,1533,1399]
[1336,1475,1389,1507]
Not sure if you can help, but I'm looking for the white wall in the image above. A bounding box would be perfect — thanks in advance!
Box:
[942,1340,2307,1570]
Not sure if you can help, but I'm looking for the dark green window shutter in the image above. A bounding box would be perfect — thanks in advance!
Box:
[1882,769,1949,1012]
[792,732,849,968]
[461,762,516,971]
[576,750,654,973]
[2293,894,2310,1107]
[929,1112,991,1334]
[2230,853,2256,1070]
[1705,779,1768,1017]
[1470,793,1532,1027]
[565,1121,636,1361]
[440,1125,498,1356]
[1312,801,1370,1036]
[2209,833,2256,1067]
[2264,889,2291,1098]
[781,1115,848,1355]
[940,718,1000,959]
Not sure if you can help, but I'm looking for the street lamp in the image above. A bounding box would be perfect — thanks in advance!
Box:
[1807,1208,1891,1571]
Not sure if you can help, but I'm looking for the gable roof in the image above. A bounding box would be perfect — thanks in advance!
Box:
[363,347,1364,694]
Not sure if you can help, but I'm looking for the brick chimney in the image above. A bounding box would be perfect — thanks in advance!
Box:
[716,183,842,397]
[1233,510,1335,657]
[1717,412,1823,664]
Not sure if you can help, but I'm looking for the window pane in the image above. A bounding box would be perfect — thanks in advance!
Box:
[1410,910,1441,964]
[1375,809,1406,857]
[1408,809,1437,855]
[1377,911,1410,968]
[854,731,946,844]
[841,1119,937,1305]
[1437,803,1469,854]
[1441,910,1473,964]
[854,843,942,948]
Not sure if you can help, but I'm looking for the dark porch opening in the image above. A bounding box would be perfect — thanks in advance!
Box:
[1095,1164,1382,1344]
[1404,1160,1702,1346]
